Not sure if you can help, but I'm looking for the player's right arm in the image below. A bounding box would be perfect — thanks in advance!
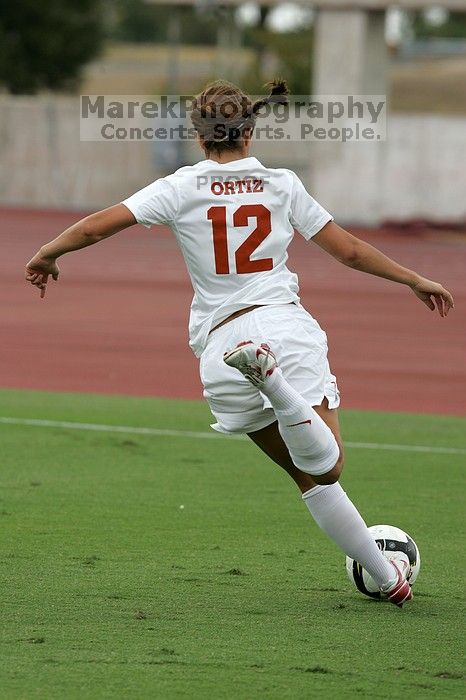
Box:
[25,204,136,298]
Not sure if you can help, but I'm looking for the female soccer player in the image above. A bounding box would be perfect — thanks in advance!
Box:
[26,80,454,607]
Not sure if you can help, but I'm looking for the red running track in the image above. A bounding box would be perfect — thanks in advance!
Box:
[2,207,465,415]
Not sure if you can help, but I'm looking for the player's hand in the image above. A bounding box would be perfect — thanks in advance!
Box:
[25,253,60,299]
[410,276,454,317]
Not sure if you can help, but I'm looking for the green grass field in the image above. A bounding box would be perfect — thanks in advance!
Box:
[1,388,465,699]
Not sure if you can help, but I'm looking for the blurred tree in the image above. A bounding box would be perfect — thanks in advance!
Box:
[412,11,466,39]
[110,0,167,42]
[182,6,219,45]
[267,29,313,94]
[109,0,217,45]
[242,27,313,95]
[0,0,103,94]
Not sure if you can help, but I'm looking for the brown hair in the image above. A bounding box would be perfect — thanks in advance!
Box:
[190,79,289,155]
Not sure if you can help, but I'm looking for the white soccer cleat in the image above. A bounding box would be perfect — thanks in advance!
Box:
[381,560,413,608]
[223,340,278,389]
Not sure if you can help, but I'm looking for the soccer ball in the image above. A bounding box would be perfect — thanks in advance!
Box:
[346,524,421,599]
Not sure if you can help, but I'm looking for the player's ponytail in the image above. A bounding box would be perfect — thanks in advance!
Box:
[190,78,289,155]
[251,79,289,116]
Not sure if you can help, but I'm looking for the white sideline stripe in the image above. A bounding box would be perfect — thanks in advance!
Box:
[0,416,465,456]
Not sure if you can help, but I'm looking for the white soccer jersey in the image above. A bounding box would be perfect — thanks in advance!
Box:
[122,156,332,357]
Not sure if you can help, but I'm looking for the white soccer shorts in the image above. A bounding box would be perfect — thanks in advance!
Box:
[200,304,340,434]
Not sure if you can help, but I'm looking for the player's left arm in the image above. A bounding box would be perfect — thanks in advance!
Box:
[312,221,454,317]
[25,204,136,298]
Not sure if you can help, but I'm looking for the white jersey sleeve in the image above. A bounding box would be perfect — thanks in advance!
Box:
[121,175,179,228]
[288,171,333,240]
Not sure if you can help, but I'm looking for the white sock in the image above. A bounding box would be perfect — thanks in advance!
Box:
[302,483,396,589]
[261,368,339,476]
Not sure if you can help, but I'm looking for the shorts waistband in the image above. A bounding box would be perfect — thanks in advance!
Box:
[209,305,265,334]
[209,302,295,335]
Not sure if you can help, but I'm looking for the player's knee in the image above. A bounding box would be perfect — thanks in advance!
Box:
[312,446,344,485]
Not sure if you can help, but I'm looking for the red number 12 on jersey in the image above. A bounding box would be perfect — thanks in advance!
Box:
[207,204,273,274]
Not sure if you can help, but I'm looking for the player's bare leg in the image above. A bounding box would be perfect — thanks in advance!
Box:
[226,341,412,606]
[224,341,342,483]
[247,398,343,493]
[248,420,318,492]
